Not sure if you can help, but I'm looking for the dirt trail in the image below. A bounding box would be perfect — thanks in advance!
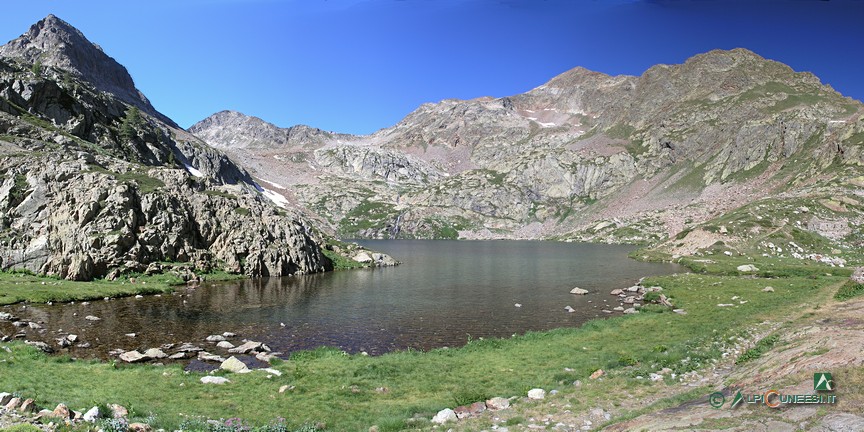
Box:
[604,293,864,431]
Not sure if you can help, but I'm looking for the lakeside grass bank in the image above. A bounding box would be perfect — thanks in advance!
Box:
[0,270,244,306]
[0,257,848,431]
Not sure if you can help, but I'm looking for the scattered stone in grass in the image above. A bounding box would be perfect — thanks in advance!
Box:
[455,401,486,419]
[109,404,128,419]
[589,369,604,380]
[673,309,687,315]
[623,308,637,314]
[486,397,510,410]
[24,340,53,353]
[736,264,759,272]
[129,422,152,432]
[200,376,230,385]
[431,408,457,424]
[527,388,546,400]
[763,286,775,292]
[52,403,72,419]
[19,398,38,413]
[83,406,100,422]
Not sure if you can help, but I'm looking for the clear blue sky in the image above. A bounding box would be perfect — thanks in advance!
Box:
[1,0,862,135]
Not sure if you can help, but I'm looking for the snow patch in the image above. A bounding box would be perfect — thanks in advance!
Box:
[261,187,289,209]
[184,164,204,178]
[538,122,556,127]
[259,178,286,189]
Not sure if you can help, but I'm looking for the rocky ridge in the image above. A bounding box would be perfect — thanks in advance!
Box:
[0,15,393,280]
[190,49,864,251]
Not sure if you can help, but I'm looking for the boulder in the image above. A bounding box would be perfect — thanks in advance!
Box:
[570,287,589,295]
[5,397,21,410]
[0,312,16,321]
[736,264,759,272]
[19,398,38,413]
[486,397,510,410]
[83,406,101,422]
[216,341,235,349]
[119,350,147,363]
[609,289,623,296]
[220,356,250,373]
[110,404,128,418]
[454,401,486,419]
[851,267,864,284]
[143,348,167,359]
[527,388,546,400]
[52,403,72,419]
[197,351,226,362]
[352,252,373,263]
[623,307,638,314]
[177,343,204,352]
[168,352,188,360]
[201,376,230,385]
[229,341,263,354]
[129,422,152,432]
[206,334,226,342]
[431,408,457,424]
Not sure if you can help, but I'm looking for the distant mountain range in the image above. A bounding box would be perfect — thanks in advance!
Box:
[190,48,863,252]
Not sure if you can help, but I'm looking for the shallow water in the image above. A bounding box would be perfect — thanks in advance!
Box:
[0,240,684,359]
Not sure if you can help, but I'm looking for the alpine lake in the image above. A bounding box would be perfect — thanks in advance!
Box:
[0,240,684,365]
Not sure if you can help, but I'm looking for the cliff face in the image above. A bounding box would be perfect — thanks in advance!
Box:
[0,15,383,280]
[191,49,864,243]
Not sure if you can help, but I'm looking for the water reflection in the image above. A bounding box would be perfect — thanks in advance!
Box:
[0,241,684,359]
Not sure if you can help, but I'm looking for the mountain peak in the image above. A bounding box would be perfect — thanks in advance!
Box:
[0,14,166,121]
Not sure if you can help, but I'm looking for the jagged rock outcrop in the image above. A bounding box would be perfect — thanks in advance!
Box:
[191,49,863,241]
[0,15,393,280]
[0,15,169,125]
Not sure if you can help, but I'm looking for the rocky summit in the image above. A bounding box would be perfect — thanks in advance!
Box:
[191,49,864,251]
[0,15,389,280]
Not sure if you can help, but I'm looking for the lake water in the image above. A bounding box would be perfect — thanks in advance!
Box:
[0,240,684,359]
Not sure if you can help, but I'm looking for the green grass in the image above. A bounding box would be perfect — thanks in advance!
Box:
[89,166,165,194]
[0,270,243,305]
[834,281,864,301]
[204,190,238,199]
[0,271,840,431]
[320,249,366,271]
[735,334,780,365]
[0,425,42,432]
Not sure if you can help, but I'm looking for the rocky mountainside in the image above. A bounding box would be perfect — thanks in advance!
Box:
[0,15,391,281]
[191,49,864,255]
